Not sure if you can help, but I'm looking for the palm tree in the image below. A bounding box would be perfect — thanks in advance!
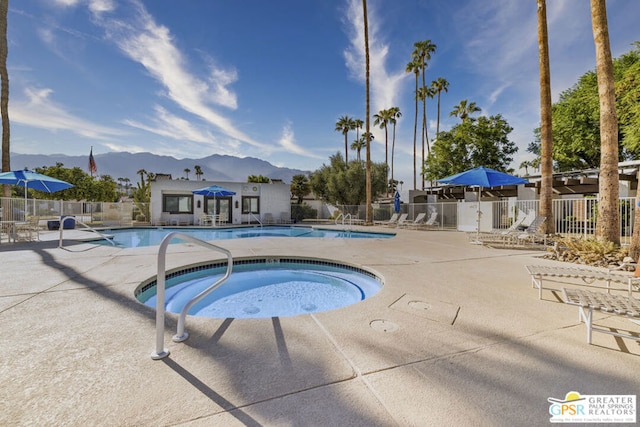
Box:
[405,58,421,190]
[363,0,372,223]
[413,39,437,189]
[183,168,191,180]
[519,160,531,176]
[373,108,393,195]
[335,115,356,164]
[416,86,435,188]
[591,0,619,245]
[353,118,364,143]
[0,0,9,197]
[450,99,481,121]
[389,106,401,198]
[194,165,203,181]
[430,77,449,139]
[350,136,366,161]
[537,0,554,235]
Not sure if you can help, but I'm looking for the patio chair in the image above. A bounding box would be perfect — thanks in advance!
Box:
[411,212,439,230]
[471,210,532,242]
[15,216,40,241]
[487,216,547,247]
[263,213,275,224]
[374,212,399,226]
[394,213,410,227]
[198,213,213,226]
[400,212,427,229]
[280,212,292,224]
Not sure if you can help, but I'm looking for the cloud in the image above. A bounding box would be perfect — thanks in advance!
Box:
[277,122,325,159]
[93,0,269,149]
[342,0,409,129]
[11,87,127,139]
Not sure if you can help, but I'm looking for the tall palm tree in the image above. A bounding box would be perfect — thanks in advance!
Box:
[450,99,481,121]
[537,0,554,234]
[353,118,364,143]
[194,165,203,181]
[335,115,356,164]
[350,135,369,162]
[0,0,9,197]
[389,106,401,197]
[373,108,393,195]
[413,40,436,189]
[590,0,619,244]
[430,77,449,139]
[416,86,435,189]
[405,58,421,190]
[363,0,372,223]
[183,168,191,180]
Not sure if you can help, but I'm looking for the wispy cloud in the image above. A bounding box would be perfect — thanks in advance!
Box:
[11,87,127,139]
[92,0,268,149]
[342,0,408,125]
[277,122,325,159]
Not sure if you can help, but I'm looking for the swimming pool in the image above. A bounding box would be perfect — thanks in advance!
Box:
[96,225,394,248]
[136,257,383,318]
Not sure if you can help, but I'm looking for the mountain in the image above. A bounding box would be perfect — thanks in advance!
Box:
[9,152,309,184]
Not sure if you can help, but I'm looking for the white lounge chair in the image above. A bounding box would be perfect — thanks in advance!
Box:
[374,213,399,226]
[400,212,426,228]
[412,212,439,230]
[395,213,410,227]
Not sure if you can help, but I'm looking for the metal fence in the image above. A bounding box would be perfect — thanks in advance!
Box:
[1,196,636,245]
[0,197,149,228]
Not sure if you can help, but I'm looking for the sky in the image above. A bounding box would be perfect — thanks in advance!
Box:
[5,0,640,194]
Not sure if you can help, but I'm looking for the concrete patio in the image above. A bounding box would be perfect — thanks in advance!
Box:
[1,226,638,425]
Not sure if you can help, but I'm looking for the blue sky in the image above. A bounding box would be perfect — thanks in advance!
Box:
[6,0,640,190]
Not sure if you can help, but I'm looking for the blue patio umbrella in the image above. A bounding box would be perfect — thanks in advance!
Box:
[393,191,401,213]
[438,167,528,241]
[192,185,236,225]
[0,169,74,218]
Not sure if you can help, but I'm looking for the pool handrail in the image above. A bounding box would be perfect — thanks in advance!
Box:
[249,212,262,226]
[58,217,116,248]
[152,231,233,360]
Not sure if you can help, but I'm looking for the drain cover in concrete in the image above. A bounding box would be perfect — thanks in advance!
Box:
[390,294,460,325]
[370,319,400,333]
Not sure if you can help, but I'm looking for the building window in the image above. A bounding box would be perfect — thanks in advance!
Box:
[242,196,260,214]
[163,194,193,214]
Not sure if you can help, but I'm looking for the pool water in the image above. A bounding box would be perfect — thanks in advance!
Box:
[97,225,393,248]
[136,259,382,318]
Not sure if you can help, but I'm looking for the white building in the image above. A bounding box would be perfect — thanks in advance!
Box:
[150,179,291,226]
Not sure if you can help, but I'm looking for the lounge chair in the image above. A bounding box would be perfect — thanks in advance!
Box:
[482,216,547,246]
[400,212,426,229]
[394,213,409,227]
[374,213,399,226]
[198,213,213,226]
[563,288,640,344]
[469,210,531,241]
[412,212,439,230]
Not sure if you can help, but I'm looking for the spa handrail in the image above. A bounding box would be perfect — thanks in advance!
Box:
[152,232,233,360]
[58,217,116,248]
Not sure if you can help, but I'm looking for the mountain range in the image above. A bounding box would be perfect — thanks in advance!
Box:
[10,152,309,184]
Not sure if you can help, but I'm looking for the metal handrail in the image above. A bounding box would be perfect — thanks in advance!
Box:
[151,232,233,360]
[58,216,116,248]
[334,213,343,225]
[249,212,262,226]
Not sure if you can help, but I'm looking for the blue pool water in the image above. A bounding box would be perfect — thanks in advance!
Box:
[136,258,382,318]
[97,225,393,248]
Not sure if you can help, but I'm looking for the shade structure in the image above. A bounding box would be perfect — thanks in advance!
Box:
[438,167,528,242]
[192,185,236,226]
[393,191,401,213]
[0,170,74,219]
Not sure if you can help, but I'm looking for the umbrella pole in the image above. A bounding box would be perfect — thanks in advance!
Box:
[471,186,483,245]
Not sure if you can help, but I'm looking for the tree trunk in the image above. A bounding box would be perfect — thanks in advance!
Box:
[363,0,372,223]
[0,0,10,197]
[537,0,554,234]
[591,0,620,244]
[413,73,418,190]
